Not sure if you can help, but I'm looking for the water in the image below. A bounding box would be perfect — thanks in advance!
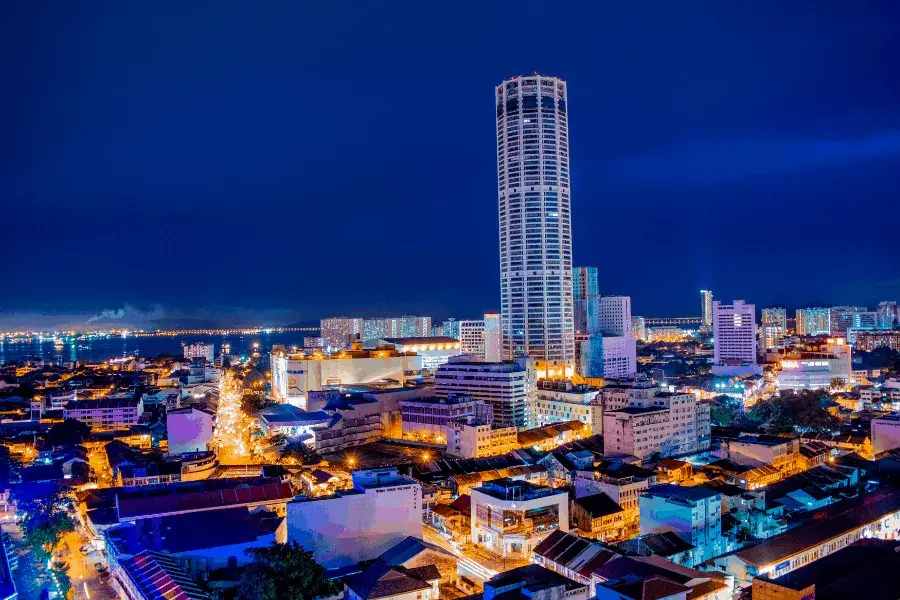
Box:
[0,332,310,365]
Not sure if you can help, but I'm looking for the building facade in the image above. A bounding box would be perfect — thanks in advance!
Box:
[321,317,365,349]
[496,74,575,376]
[63,398,143,429]
[434,358,533,428]
[795,308,830,337]
[183,343,214,363]
[701,290,714,330]
[573,266,600,335]
[459,314,502,362]
[532,379,599,431]
[713,300,759,375]
[639,485,723,566]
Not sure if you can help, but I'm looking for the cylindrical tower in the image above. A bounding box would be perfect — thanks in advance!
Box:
[496,74,574,376]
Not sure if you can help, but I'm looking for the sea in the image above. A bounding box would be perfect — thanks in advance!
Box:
[0,331,310,365]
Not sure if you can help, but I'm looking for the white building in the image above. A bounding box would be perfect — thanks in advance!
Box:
[579,333,637,379]
[496,74,575,376]
[287,468,423,569]
[434,357,533,428]
[776,338,852,391]
[320,317,365,349]
[458,313,501,362]
[270,345,424,408]
[639,485,722,566]
[701,290,714,330]
[712,300,760,375]
[63,398,143,429]
[872,413,900,456]
[532,379,599,431]
[602,390,711,460]
[183,342,214,363]
[470,478,569,560]
[598,296,632,336]
[166,406,214,456]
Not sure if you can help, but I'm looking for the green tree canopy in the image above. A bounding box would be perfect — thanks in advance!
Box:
[236,542,337,600]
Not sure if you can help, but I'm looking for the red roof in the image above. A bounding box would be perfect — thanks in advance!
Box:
[117,481,293,519]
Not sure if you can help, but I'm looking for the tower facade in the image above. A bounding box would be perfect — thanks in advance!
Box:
[496,74,574,375]
[700,290,713,330]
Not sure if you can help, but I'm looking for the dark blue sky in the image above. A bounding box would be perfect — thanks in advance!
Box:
[3,1,900,325]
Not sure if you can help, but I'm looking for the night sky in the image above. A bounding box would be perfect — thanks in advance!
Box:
[3,2,900,327]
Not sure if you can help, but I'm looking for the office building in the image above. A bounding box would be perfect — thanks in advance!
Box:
[287,468,423,568]
[639,485,722,566]
[631,317,647,342]
[856,330,900,351]
[459,313,502,362]
[434,357,533,428]
[183,342,214,363]
[598,296,632,336]
[166,406,214,456]
[701,290,714,330]
[496,74,575,376]
[871,413,900,456]
[573,266,600,335]
[321,317,365,349]
[532,379,599,431]
[363,316,433,341]
[603,391,711,460]
[795,308,830,337]
[63,398,144,429]
[270,345,424,408]
[776,337,852,391]
[470,478,569,559]
[713,300,760,375]
[579,333,637,379]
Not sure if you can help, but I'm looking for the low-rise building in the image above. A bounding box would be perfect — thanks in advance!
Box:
[470,478,569,560]
[446,417,517,459]
[713,489,900,588]
[111,550,208,600]
[257,404,332,441]
[400,396,492,444]
[751,539,900,600]
[287,468,423,568]
[64,397,144,429]
[723,436,801,476]
[531,379,599,431]
[472,564,588,600]
[871,413,900,456]
[166,406,214,456]
[592,555,731,600]
[344,562,441,600]
[532,529,621,589]
[571,493,626,541]
[639,485,722,566]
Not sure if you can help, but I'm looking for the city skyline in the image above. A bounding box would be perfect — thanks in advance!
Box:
[3,3,900,321]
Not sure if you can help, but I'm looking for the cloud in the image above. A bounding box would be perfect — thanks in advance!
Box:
[613,130,900,186]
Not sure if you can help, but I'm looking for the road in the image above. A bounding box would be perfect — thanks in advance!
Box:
[59,530,116,600]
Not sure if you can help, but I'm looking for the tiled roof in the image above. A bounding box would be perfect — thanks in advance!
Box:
[117,481,294,519]
[344,562,439,600]
[573,492,624,518]
[119,551,208,600]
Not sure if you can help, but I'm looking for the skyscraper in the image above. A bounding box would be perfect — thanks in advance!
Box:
[573,266,599,335]
[796,308,831,336]
[712,300,759,375]
[700,290,714,330]
[496,74,574,376]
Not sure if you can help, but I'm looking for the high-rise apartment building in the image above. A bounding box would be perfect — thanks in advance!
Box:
[795,308,831,337]
[362,316,432,341]
[573,266,599,335]
[713,300,759,375]
[877,301,899,329]
[459,313,502,362]
[496,74,574,376]
[761,307,787,329]
[320,317,364,349]
[631,317,647,342]
[183,342,214,363]
[435,318,460,339]
[701,290,714,330]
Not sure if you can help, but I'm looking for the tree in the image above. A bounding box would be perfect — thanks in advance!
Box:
[236,541,338,600]
[710,404,734,427]
[282,441,319,464]
[15,483,75,562]
[46,419,91,446]
[830,378,846,392]
[241,393,273,415]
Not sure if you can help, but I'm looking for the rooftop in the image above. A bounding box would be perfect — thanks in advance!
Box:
[736,488,900,568]
[573,492,624,518]
[119,551,208,600]
[344,562,440,600]
[65,397,141,410]
[475,477,561,502]
[643,484,720,503]
[486,564,585,594]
